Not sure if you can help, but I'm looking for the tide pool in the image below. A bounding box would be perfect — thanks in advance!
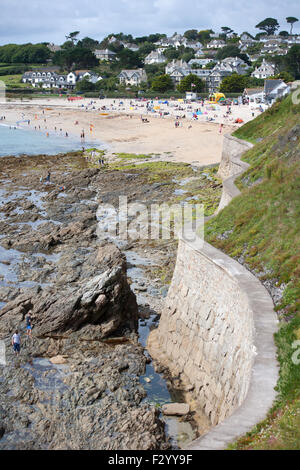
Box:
[0,124,104,157]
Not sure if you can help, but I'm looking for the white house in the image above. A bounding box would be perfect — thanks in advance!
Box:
[94,49,117,61]
[22,69,101,89]
[243,87,264,103]
[264,79,290,104]
[251,59,275,79]
[144,50,166,64]
[165,59,189,75]
[118,69,147,86]
[47,43,61,53]
[189,58,214,67]
[121,42,140,52]
[207,39,226,49]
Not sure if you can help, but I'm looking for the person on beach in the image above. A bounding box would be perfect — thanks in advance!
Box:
[26,312,33,338]
[45,170,51,183]
[12,330,21,355]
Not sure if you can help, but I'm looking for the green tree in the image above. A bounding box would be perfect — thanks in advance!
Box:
[181,50,195,63]
[286,17,299,35]
[216,45,240,60]
[244,76,265,88]
[221,27,234,39]
[53,46,98,70]
[0,43,51,64]
[279,31,290,37]
[184,29,199,40]
[285,44,300,78]
[255,18,280,36]
[95,76,117,91]
[177,74,205,93]
[117,48,143,68]
[65,31,80,45]
[52,49,73,69]
[197,30,214,45]
[77,37,99,50]
[71,47,98,68]
[151,74,174,92]
[137,42,156,58]
[219,73,247,93]
[107,42,124,54]
[164,47,180,60]
[61,40,76,50]
[270,71,295,82]
[76,77,95,92]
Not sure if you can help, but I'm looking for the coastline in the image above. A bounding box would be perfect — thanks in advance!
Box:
[0,97,259,166]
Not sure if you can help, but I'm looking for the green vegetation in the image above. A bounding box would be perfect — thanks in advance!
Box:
[229,399,300,450]
[204,92,300,449]
[219,73,247,93]
[151,74,174,92]
[114,152,154,161]
[233,93,300,143]
[0,44,51,64]
[255,18,280,36]
[0,74,30,89]
[107,160,194,182]
[177,74,205,93]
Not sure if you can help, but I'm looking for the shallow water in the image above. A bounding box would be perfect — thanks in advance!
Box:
[125,250,196,448]
[0,124,103,157]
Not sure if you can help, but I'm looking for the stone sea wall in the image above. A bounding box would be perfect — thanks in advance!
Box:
[148,134,278,449]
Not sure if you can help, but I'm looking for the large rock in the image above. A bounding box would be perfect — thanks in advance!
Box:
[162,403,190,416]
[0,244,138,341]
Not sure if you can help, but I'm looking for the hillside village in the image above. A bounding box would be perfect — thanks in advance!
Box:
[1,17,299,103]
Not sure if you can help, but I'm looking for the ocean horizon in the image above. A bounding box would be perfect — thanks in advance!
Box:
[0,124,104,157]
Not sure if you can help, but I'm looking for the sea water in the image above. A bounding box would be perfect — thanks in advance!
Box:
[0,124,104,157]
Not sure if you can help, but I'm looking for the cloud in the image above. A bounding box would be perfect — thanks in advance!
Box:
[0,0,299,45]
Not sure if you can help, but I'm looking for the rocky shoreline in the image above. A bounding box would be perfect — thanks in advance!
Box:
[0,151,222,449]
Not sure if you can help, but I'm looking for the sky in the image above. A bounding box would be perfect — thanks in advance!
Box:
[0,0,299,45]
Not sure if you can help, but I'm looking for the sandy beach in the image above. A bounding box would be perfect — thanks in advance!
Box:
[0,97,260,165]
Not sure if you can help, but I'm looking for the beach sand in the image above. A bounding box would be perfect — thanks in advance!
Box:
[0,97,259,165]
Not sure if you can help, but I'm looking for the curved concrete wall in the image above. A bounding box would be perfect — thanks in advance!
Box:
[148,133,278,449]
[216,134,252,213]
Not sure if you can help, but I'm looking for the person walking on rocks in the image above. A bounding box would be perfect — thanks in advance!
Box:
[12,330,21,355]
[26,311,33,338]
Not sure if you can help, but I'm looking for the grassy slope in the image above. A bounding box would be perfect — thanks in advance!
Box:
[205,93,300,450]
[0,74,30,88]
